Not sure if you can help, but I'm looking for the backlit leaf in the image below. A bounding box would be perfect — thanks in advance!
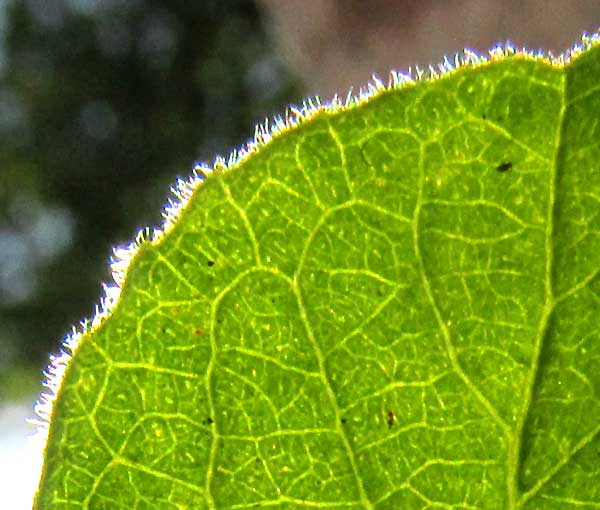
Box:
[35,36,600,509]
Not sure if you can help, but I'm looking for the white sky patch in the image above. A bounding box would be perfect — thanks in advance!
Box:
[0,399,44,510]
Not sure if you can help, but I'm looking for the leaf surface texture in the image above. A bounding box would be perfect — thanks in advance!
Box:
[36,42,600,510]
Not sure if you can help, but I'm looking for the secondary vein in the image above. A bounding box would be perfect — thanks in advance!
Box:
[508,70,566,510]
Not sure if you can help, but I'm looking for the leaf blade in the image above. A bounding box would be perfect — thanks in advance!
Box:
[36,38,600,510]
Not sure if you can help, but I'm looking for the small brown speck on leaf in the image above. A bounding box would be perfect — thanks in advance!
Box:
[496,161,512,173]
[387,410,396,429]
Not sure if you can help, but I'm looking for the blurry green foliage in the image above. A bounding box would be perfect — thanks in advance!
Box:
[0,0,298,372]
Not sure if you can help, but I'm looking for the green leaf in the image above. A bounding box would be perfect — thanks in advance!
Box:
[35,37,600,510]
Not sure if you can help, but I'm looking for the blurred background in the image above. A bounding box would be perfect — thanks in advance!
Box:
[1,1,599,507]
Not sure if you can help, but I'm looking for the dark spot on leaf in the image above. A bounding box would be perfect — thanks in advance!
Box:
[496,162,512,173]
[340,417,347,425]
[387,410,396,429]
[193,328,204,335]
[207,260,215,267]
[481,113,487,120]
[203,417,214,425]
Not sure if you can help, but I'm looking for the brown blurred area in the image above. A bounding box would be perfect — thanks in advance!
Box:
[259,0,600,97]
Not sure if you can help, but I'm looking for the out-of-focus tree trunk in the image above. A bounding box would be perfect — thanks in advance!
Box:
[259,0,600,97]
